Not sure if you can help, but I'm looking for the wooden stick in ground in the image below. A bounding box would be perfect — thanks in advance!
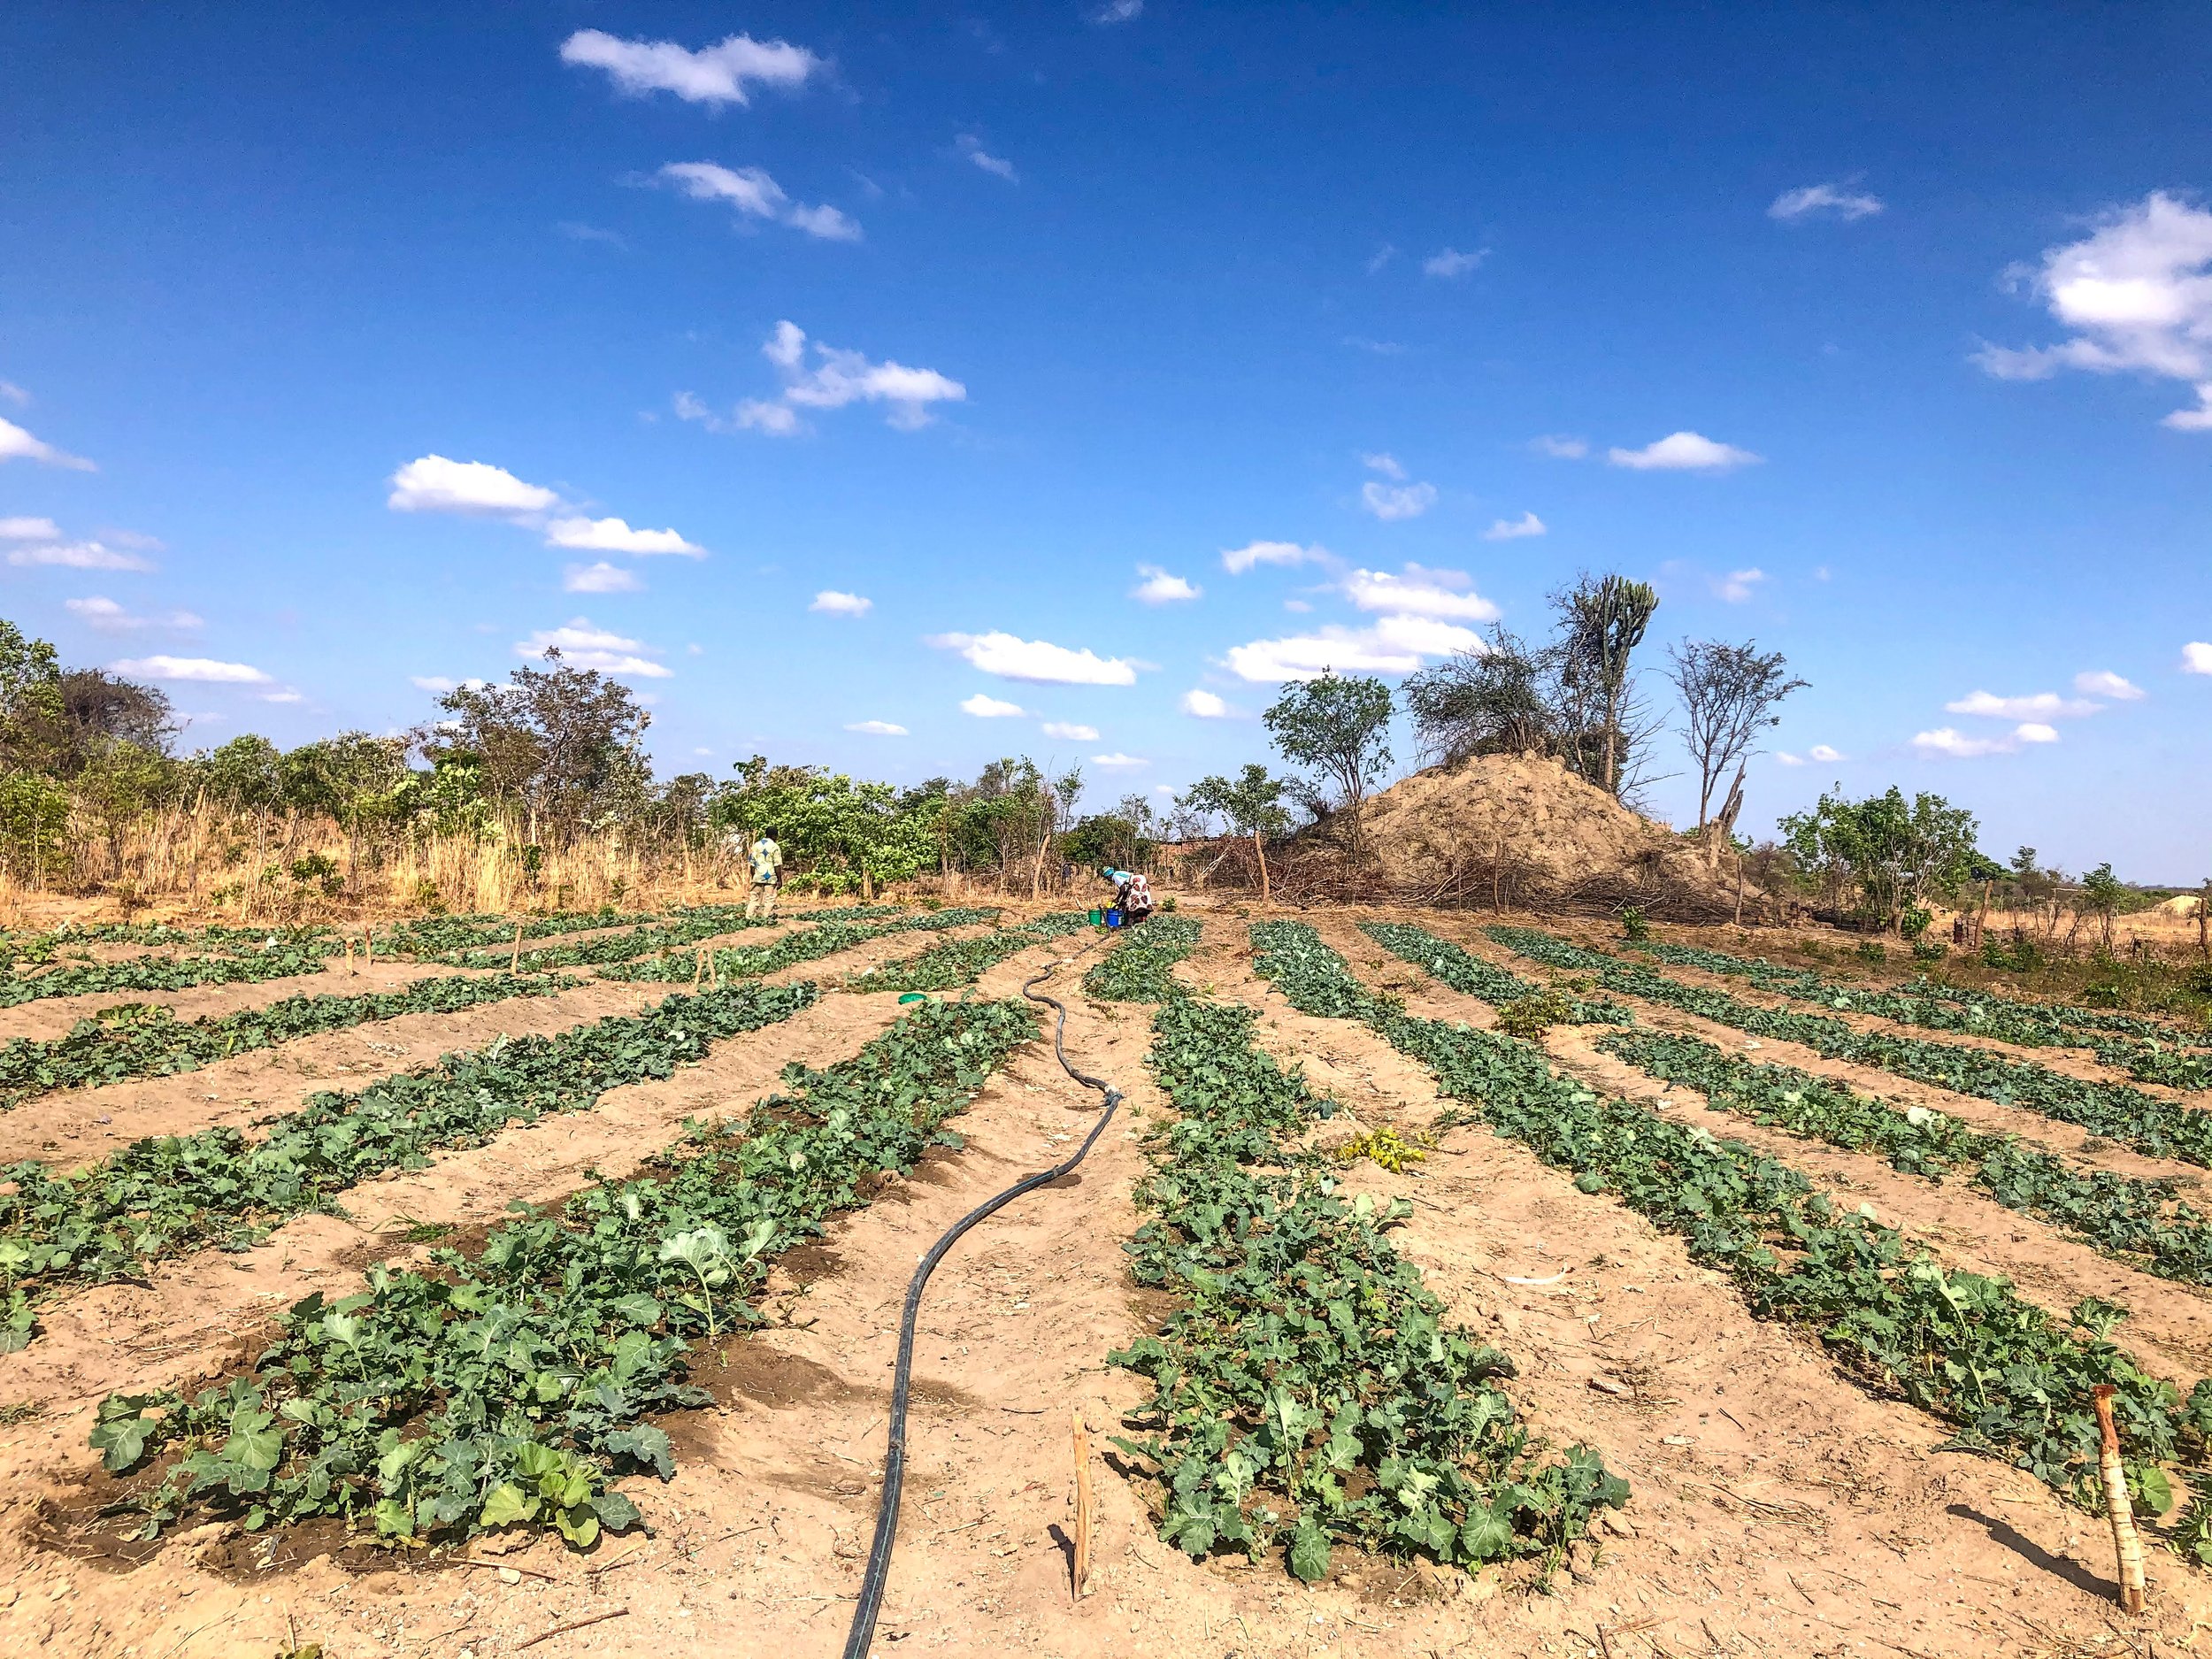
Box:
[343,938,356,978]
[518,1607,629,1650]
[510,918,525,973]
[363,928,373,968]
[1071,1407,1094,1599]
[1253,829,1271,908]
[2092,1383,2147,1613]
[692,948,705,993]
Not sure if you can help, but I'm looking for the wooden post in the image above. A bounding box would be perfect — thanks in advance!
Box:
[1071,1408,1093,1600]
[1252,830,1270,908]
[363,928,373,969]
[343,937,356,978]
[692,949,705,993]
[2092,1384,2147,1613]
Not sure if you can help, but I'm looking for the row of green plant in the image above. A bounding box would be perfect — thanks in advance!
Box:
[0,972,572,1110]
[1249,922,2212,1522]
[432,904,867,972]
[0,920,329,960]
[87,997,1040,1546]
[1110,993,1626,1582]
[1597,1028,2212,1288]
[600,907,998,985]
[1637,939,2212,1089]
[0,941,336,1010]
[1360,922,1630,1031]
[0,980,821,1349]
[375,906,664,959]
[1487,927,2212,1170]
[1082,916,1204,1003]
[843,912,1093,994]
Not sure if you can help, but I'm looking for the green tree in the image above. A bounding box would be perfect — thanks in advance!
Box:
[1263,673,1394,854]
[0,618,68,775]
[1778,786,1981,934]
[2079,861,2125,955]
[1402,626,1555,764]
[192,734,285,810]
[1558,574,1659,798]
[428,649,654,844]
[1178,764,1295,841]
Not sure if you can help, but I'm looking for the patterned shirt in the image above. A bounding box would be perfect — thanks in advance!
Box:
[749,836,782,883]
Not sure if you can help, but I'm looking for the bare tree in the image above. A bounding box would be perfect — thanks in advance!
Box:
[1402,626,1555,764]
[1667,640,1807,842]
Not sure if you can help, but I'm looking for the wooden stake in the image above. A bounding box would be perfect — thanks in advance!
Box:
[691,948,705,993]
[362,928,373,969]
[2092,1384,2147,1613]
[1252,829,1271,909]
[343,938,357,978]
[509,919,524,974]
[1071,1407,1093,1600]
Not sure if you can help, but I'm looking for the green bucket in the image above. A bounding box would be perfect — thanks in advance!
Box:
[1087,908,1102,925]
[896,992,929,1005]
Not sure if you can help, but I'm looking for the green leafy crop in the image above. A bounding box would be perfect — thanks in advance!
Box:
[1082,916,1203,1003]
[0,941,335,1010]
[0,971,572,1110]
[0,979,821,1348]
[88,997,1037,1546]
[1110,995,1625,1584]
[843,912,1093,994]
[603,908,999,986]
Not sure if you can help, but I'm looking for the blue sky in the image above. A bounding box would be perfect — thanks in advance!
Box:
[4,4,2209,878]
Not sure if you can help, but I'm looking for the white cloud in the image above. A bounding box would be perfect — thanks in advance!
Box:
[2074,669,2146,701]
[1974,193,2212,429]
[1531,434,1589,458]
[1090,752,1148,768]
[1482,511,1546,541]
[0,380,27,405]
[810,589,873,616]
[6,539,156,572]
[1423,248,1487,278]
[1092,0,1143,20]
[1130,565,1200,604]
[559,27,820,107]
[111,654,270,684]
[695,321,966,435]
[557,221,627,249]
[65,595,201,632]
[1225,613,1483,682]
[960,693,1027,718]
[260,690,303,704]
[1222,539,1325,574]
[388,455,557,517]
[657,162,860,242]
[1607,432,1762,472]
[1911,723,2058,759]
[2183,641,2212,675]
[956,134,1018,181]
[929,630,1140,685]
[545,515,703,556]
[0,416,94,471]
[564,561,641,594]
[1716,567,1766,603]
[845,719,908,736]
[411,675,457,693]
[1180,687,1247,719]
[1809,743,1845,763]
[1283,598,1313,613]
[1944,688,2101,719]
[0,516,60,540]
[1775,751,1804,766]
[1041,721,1099,741]
[1362,451,1407,480]
[1361,480,1438,520]
[1769,182,1885,222]
[1340,566,1499,621]
[516,617,672,678]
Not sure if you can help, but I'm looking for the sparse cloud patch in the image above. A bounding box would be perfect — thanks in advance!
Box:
[388,456,559,517]
[1340,565,1498,621]
[1222,540,1325,575]
[1809,744,1844,763]
[516,618,672,678]
[2183,641,2212,675]
[1091,752,1147,769]
[65,595,201,632]
[564,562,641,594]
[1041,721,1098,741]
[1975,193,2212,430]
[1912,723,2058,758]
[1225,614,1483,682]
[559,27,821,107]
[1769,182,1885,221]
[683,321,966,436]
[1531,434,1588,459]
[960,693,1026,718]
[545,516,703,556]
[2075,670,2145,700]
[0,416,94,471]
[1131,565,1201,604]
[956,134,1018,181]
[0,516,61,541]
[846,719,907,736]
[1608,432,1762,472]
[1944,688,2101,720]
[1422,248,1487,278]
[7,540,156,572]
[111,654,271,685]
[1483,511,1546,541]
[928,631,1139,685]
[1180,688,1248,719]
[1716,568,1766,603]
[657,162,860,242]
[810,590,873,616]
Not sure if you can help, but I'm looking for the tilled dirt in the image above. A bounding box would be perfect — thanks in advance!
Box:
[2,904,2205,1658]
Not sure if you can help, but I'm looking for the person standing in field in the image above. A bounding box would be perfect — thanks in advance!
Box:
[745,828,784,919]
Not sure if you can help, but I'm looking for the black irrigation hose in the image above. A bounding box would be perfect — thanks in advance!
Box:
[841,930,1126,1659]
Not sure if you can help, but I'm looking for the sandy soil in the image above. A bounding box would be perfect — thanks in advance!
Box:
[0,905,2202,1659]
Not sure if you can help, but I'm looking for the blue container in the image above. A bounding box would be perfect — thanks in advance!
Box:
[1105,909,1125,928]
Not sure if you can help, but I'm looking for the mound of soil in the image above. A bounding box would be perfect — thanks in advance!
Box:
[1351,752,1743,918]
